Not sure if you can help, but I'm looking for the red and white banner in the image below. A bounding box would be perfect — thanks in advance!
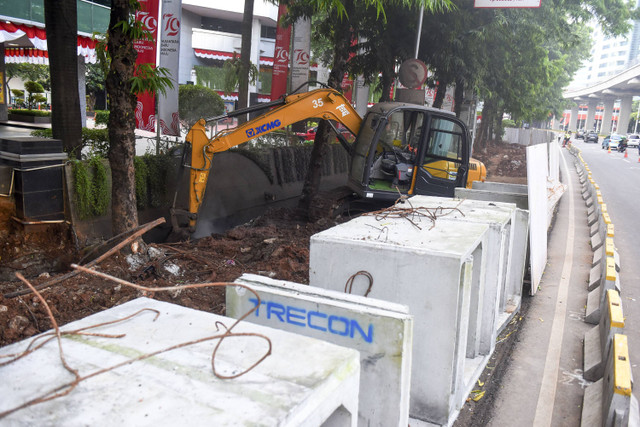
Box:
[270,4,291,100]
[290,18,311,94]
[134,0,159,132]
[158,0,181,136]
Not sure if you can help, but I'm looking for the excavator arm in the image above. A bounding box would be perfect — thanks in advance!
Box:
[184,88,363,229]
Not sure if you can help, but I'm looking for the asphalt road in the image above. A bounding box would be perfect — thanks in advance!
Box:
[570,137,640,390]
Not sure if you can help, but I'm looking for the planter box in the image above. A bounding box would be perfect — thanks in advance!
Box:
[8,113,51,124]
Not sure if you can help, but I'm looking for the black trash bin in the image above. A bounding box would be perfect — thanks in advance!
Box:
[0,137,68,221]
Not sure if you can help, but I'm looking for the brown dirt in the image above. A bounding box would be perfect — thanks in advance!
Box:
[0,140,527,348]
[473,139,528,186]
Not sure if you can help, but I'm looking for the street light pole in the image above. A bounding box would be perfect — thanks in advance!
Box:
[414,6,424,58]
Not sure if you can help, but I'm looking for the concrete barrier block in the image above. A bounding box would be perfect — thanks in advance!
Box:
[0,298,361,426]
[309,208,489,426]
[603,334,633,425]
[588,211,598,227]
[227,274,413,427]
[593,246,604,267]
[591,231,603,251]
[607,223,614,238]
[586,196,594,208]
[471,181,528,195]
[454,187,528,210]
[589,263,602,291]
[581,333,634,426]
[583,290,624,381]
[590,221,600,237]
[585,258,618,325]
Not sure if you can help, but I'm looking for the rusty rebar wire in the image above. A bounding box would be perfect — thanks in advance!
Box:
[0,268,271,419]
[364,199,465,230]
[344,271,374,297]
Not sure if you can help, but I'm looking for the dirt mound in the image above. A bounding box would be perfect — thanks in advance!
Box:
[0,207,347,347]
[474,140,528,185]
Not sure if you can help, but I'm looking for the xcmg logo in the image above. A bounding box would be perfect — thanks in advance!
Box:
[246,119,282,138]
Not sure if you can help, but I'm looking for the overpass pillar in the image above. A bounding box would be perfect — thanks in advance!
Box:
[569,104,579,131]
[585,99,598,131]
[601,99,615,135]
[617,96,633,134]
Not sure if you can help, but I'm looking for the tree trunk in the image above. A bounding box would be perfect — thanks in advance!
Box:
[238,0,254,125]
[476,97,494,149]
[454,77,464,118]
[495,107,505,142]
[106,0,139,236]
[44,0,82,159]
[433,80,448,110]
[298,4,353,217]
[379,61,394,102]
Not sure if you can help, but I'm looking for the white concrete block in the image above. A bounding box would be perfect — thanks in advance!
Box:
[226,274,413,427]
[0,298,360,426]
[309,209,489,426]
[403,196,527,345]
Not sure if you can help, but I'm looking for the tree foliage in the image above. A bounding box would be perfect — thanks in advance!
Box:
[178,84,225,129]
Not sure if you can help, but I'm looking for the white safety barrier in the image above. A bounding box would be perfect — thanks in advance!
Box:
[226,274,414,427]
[309,208,489,425]
[0,298,361,426]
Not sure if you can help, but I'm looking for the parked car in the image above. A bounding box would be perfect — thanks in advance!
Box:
[576,129,586,140]
[585,131,599,143]
[602,134,623,150]
[626,134,640,147]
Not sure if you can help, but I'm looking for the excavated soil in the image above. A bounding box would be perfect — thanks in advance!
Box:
[0,139,527,348]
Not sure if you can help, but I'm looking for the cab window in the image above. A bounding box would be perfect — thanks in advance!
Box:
[421,117,464,181]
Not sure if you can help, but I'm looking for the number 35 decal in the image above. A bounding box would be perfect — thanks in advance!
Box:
[312,98,324,108]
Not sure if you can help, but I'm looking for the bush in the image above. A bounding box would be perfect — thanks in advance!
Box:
[10,109,51,117]
[31,127,110,158]
[82,128,110,158]
[71,157,110,219]
[502,119,516,128]
[179,84,225,129]
[94,110,109,126]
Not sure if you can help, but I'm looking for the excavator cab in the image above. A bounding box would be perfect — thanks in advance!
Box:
[348,103,469,201]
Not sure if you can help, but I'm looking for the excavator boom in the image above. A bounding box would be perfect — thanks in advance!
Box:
[184,88,362,228]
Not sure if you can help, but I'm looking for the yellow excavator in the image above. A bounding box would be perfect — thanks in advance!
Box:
[176,87,486,232]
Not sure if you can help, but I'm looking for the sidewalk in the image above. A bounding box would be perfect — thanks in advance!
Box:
[455,146,593,426]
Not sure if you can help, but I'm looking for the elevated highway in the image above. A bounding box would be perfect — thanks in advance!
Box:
[563,63,640,134]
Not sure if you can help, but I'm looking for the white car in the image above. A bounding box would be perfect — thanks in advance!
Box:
[626,134,640,147]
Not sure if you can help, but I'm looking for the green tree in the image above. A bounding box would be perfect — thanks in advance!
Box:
[5,64,49,95]
[178,84,225,129]
[24,81,45,110]
[103,0,173,236]
[283,0,450,216]
[86,63,107,111]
